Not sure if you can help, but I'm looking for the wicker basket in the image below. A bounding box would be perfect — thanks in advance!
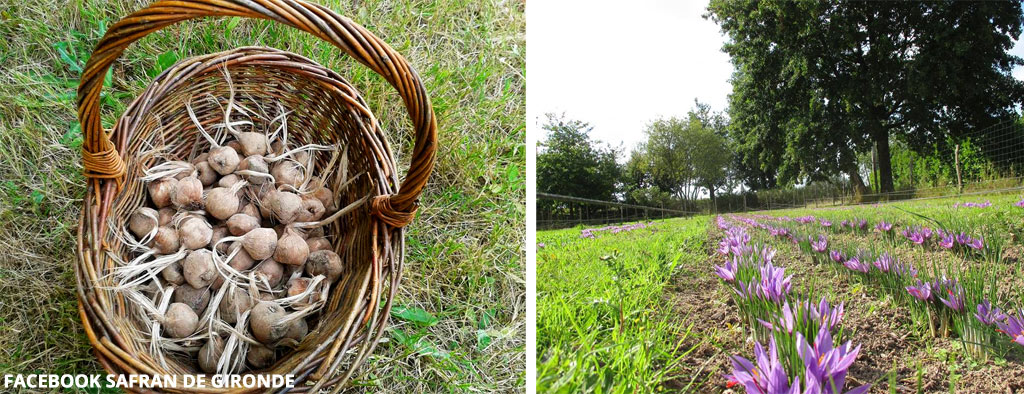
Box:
[74,1,436,392]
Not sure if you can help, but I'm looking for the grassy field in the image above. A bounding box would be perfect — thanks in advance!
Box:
[537,192,1024,393]
[536,218,708,393]
[0,0,524,392]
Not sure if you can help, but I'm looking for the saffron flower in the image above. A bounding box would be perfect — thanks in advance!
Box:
[714,257,739,283]
[718,239,732,256]
[842,253,870,274]
[937,278,965,312]
[974,300,1006,326]
[756,262,793,303]
[995,310,1024,346]
[726,337,800,393]
[796,325,870,394]
[967,237,984,250]
[1015,199,1024,208]
[891,260,918,278]
[903,227,925,245]
[872,253,894,273]
[806,296,845,331]
[811,235,828,253]
[829,250,845,263]
[874,221,893,232]
[757,245,778,265]
[820,219,832,227]
[920,227,933,241]
[906,280,932,301]
[938,233,955,249]
[759,301,797,334]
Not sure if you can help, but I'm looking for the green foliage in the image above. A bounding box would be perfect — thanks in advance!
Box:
[708,0,1024,192]
[624,102,731,205]
[391,305,440,327]
[536,113,621,200]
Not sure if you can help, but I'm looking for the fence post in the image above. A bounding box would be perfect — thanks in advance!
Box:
[955,144,963,194]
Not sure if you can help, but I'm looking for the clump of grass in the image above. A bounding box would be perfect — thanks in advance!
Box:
[536,217,707,392]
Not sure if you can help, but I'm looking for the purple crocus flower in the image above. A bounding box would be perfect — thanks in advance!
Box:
[806,296,845,330]
[938,234,955,249]
[906,280,932,301]
[714,257,739,283]
[902,227,925,245]
[758,245,777,265]
[995,310,1024,346]
[829,250,845,263]
[955,232,970,246]
[757,262,793,303]
[856,219,868,231]
[718,239,732,255]
[920,227,933,240]
[842,254,870,273]
[937,278,965,312]
[726,336,801,393]
[874,221,893,232]
[796,325,870,394]
[1015,199,1024,208]
[717,216,730,229]
[872,253,894,273]
[974,300,1006,325]
[820,219,832,227]
[537,243,545,249]
[967,237,984,250]
[892,260,918,278]
[811,235,828,253]
[759,301,797,334]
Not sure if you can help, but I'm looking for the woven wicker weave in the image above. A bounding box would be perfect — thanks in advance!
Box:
[74,1,436,392]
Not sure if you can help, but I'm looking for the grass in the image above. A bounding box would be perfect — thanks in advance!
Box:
[536,218,708,393]
[0,0,524,392]
[535,192,1024,393]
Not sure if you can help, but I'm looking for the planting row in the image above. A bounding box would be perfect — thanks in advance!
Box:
[713,216,870,394]
[724,214,1024,362]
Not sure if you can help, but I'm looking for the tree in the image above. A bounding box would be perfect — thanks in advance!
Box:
[536,113,621,201]
[629,104,731,208]
[708,1,1024,194]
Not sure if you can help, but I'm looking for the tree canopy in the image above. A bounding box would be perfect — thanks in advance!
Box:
[624,103,732,206]
[536,113,621,201]
[707,0,1024,193]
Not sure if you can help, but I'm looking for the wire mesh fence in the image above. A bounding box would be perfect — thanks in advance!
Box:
[536,193,700,229]
[538,120,1024,229]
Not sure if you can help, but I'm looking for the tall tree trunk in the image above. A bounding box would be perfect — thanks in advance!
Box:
[847,166,869,202]
[708,185,717,213]
[874,126,894,194]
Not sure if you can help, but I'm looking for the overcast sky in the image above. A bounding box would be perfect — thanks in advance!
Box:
[527,0,1024,155]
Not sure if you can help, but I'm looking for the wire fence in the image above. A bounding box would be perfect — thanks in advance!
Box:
[536,193,700,229]
[538,120,1024,229]
[538,181,1024,229]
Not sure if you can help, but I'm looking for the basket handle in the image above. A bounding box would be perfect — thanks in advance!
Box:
[77,0,436,228]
